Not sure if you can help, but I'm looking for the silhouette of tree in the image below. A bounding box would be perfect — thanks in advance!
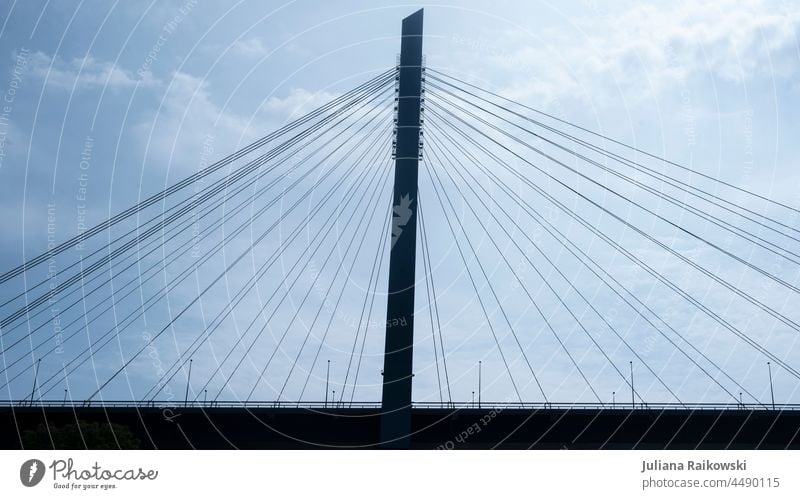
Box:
[21,420,140,449]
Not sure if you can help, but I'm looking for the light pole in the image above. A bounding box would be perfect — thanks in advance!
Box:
[768,361,775,410]
[629,361,634,408]
[325,360,330,408]
[478,360,482,409]
[29,358,41,406]
[184,359,193,407]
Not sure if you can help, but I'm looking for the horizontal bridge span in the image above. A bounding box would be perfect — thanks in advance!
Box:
[3,400,800,411]
[4,405,800,450]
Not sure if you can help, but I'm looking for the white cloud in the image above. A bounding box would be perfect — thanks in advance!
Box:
[28,51,159,91]
[231,37,269,58]
[136,71,253,177]
[22,50,346,178]
[261,87,338,120]
[453,0,800,105]
[137,71,340,177]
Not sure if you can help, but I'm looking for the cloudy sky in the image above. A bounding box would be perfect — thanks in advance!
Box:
[0,0,799,407]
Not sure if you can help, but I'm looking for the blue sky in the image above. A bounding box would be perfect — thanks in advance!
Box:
[0,0,799,406]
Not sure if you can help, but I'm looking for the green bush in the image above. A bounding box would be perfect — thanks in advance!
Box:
[21,420,140,449]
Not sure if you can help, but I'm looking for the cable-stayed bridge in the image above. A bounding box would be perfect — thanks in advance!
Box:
[2,10,800,449]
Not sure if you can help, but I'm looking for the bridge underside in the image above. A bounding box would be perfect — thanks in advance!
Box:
[3,406,799,449]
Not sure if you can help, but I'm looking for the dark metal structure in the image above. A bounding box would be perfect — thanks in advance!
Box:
[380,9,424,448]
[2,9,799,453]
[5,404,800,449]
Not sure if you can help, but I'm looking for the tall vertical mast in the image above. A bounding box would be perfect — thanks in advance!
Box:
[380,8,424,449]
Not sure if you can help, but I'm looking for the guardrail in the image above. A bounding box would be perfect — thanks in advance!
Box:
[0,400,381,409]
[2,400,799,411]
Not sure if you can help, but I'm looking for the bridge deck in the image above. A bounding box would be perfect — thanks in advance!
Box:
[3,404,799,449]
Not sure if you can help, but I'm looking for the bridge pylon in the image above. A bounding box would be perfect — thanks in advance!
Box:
[380,8,424,449]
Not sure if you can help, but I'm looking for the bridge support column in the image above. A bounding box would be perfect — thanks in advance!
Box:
[380,8,424,449]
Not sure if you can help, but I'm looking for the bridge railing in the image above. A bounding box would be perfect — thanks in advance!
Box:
[2,400,800,411]
[410,401,800,411]
[0,400,381,409]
